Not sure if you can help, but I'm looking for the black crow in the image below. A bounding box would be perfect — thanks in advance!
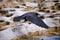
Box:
[13,12,49,29]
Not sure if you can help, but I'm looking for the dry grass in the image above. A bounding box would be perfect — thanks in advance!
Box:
[11,27,60,40]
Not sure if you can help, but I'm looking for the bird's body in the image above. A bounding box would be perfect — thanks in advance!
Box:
[13,12,48,29]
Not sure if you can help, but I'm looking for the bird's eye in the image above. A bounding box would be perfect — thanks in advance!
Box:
[12,28,17,32]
